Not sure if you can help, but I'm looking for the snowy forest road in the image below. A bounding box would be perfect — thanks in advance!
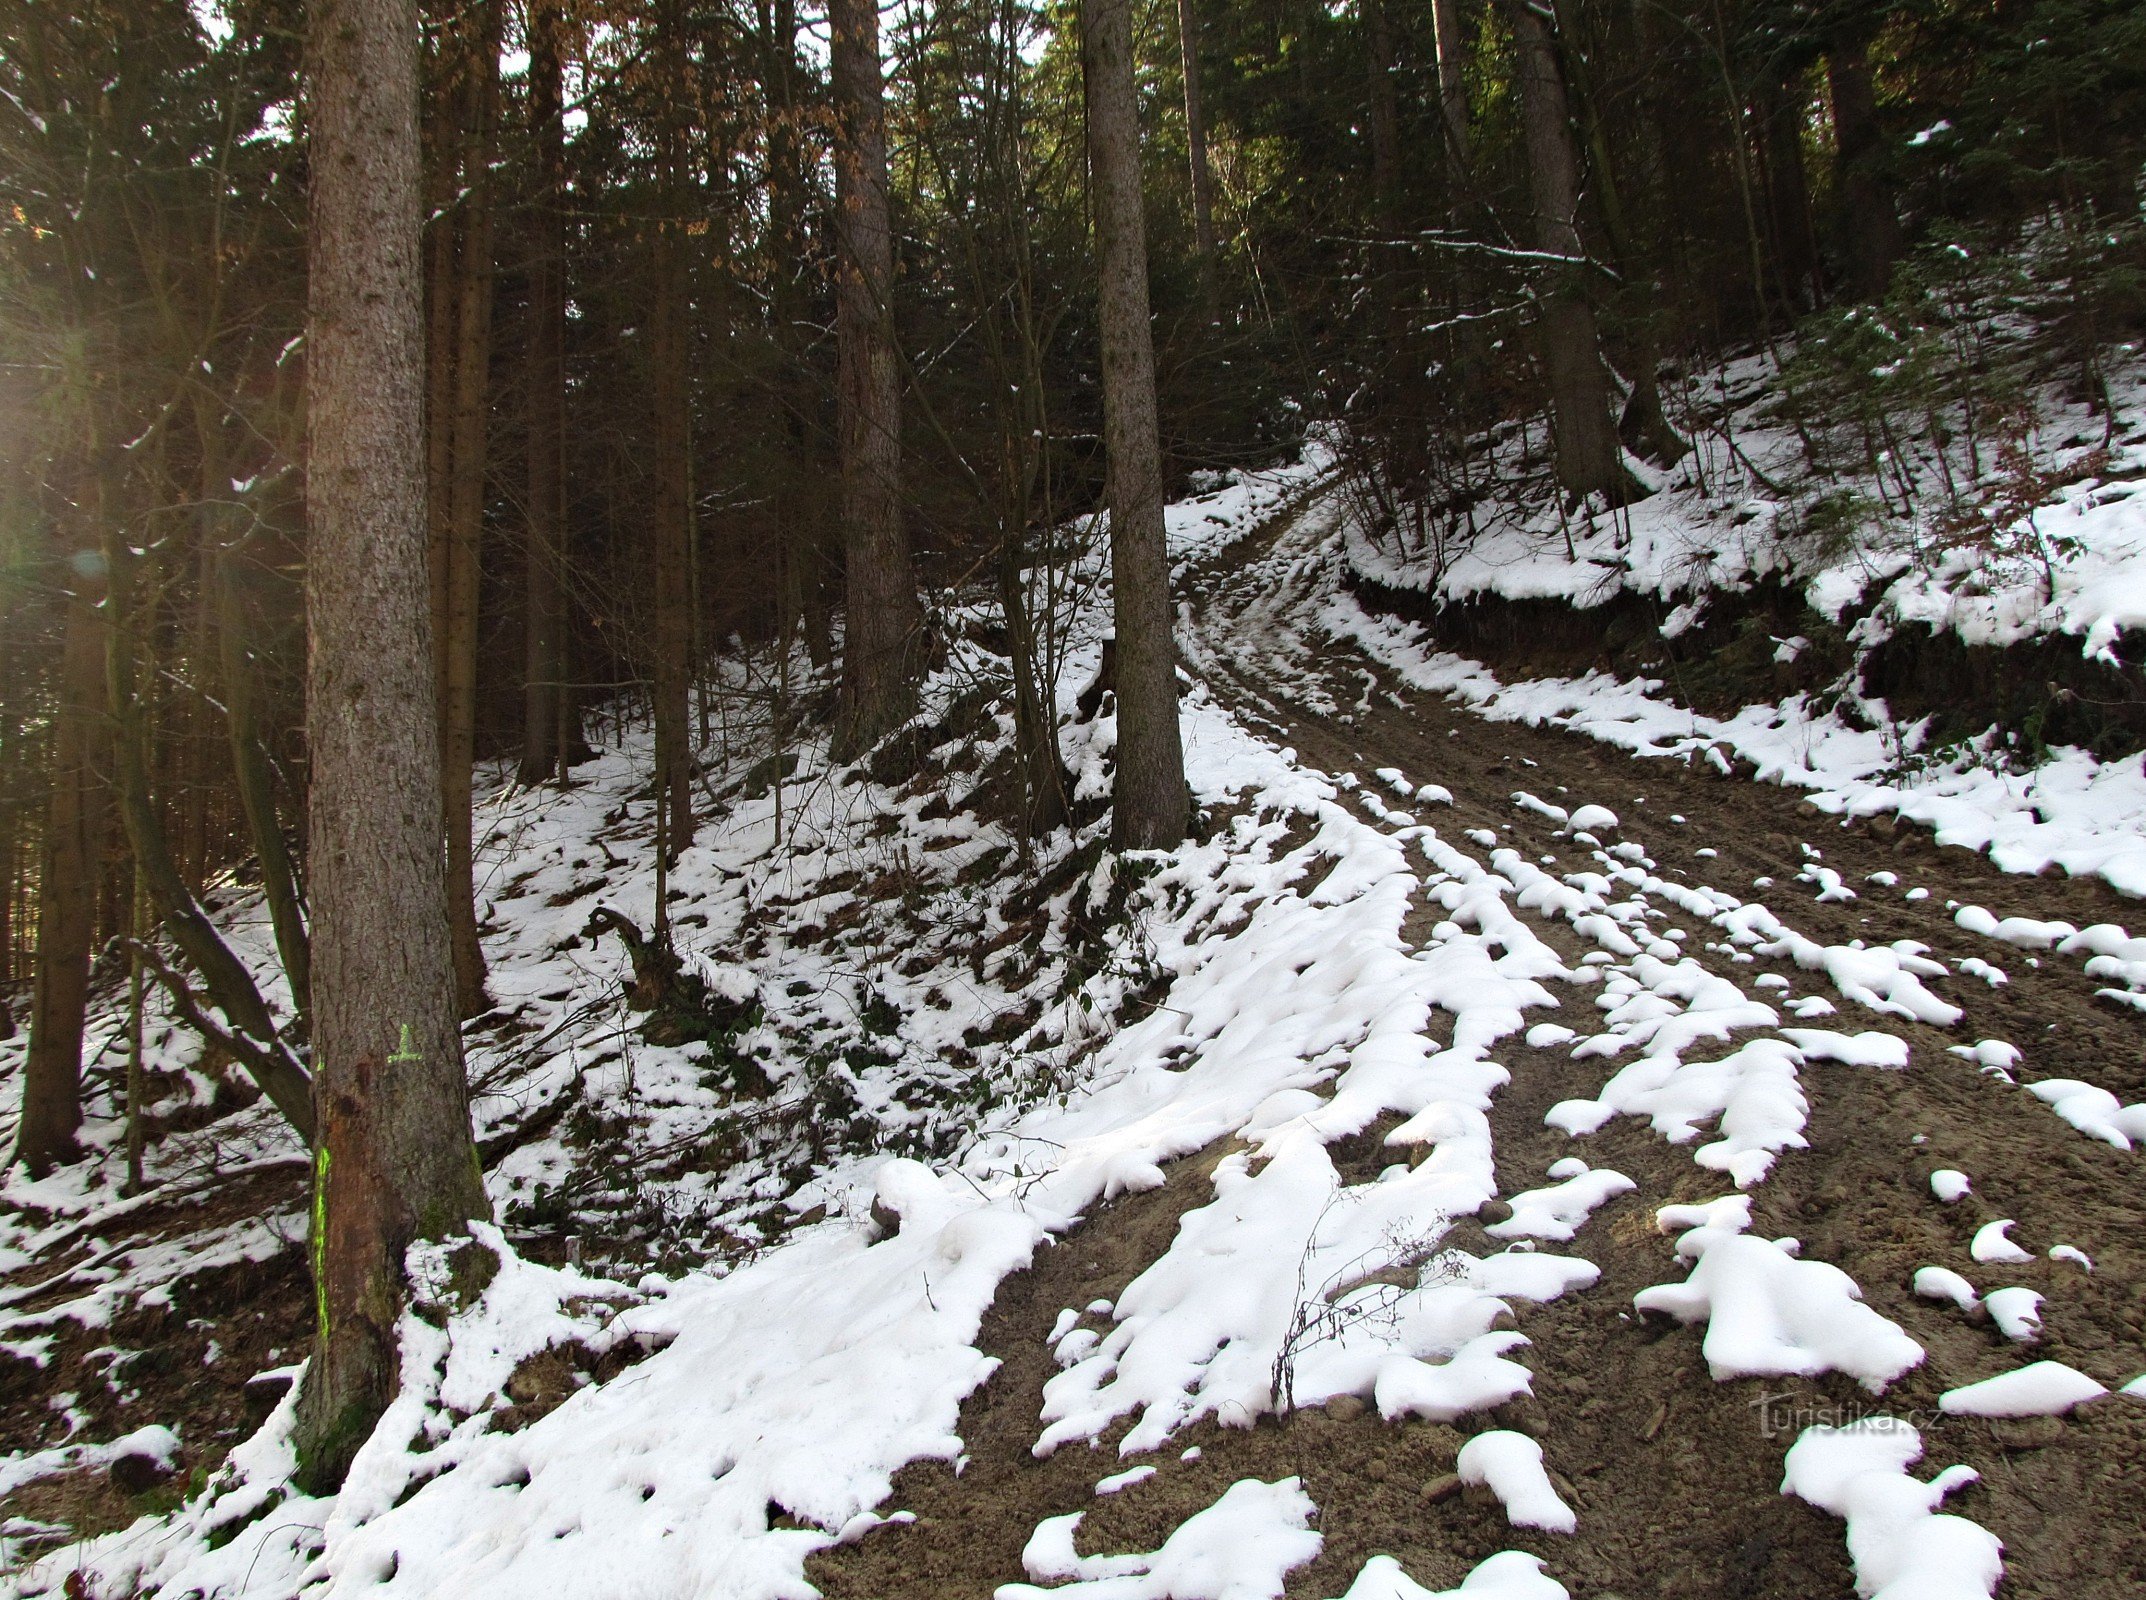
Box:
[1172,497,2146,1597]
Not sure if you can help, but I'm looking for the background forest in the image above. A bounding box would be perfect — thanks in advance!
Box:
[5,0,2144,1091]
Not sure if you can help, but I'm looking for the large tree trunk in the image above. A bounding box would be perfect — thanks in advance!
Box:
[1362,0,1400,225]
[829,0,925,759]
[439,0,501,1017]
[13,573,107,1176]
[519,0,568,787]
[296,0,491,1493]
[1082,0,1186,851]
[1504,0,1631,503]
[1176,0,1218,263]
[649,2,696,850]
[1825,33,1899,303]
[1431,0,1472,187]
[1756,69,1821,313]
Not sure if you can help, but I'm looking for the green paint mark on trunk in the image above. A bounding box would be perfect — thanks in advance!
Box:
[311,1142,332,1346]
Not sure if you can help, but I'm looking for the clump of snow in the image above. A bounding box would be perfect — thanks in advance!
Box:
[1781,1029,1910,1068]
[2024,1079,2146,1149]
[1781,1421,2002,1600]
[1970,1220,2033,1264]
[1000,1477,1321,1600]
[1929,1170,1971,1202]
[1912,1267,1978,1311]
[1940,1363,2106,1417]
[1635,1226,1924,1391]
[1982,1287,2043,1343]
[1453,1432,1575,1533]
[0,1423,180,1501]
[1328,1552,1569,1600]
[1486,1167,1636,1242]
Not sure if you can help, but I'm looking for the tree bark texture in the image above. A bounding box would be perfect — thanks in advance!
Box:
[649,5,696,849]
[1363,0,1400,226]
[297,0,490,1492]
[1176,0,1218,262]
[13,574,108,1175]
[829,0,925,759]
[439,0,501,1016]
[1504,0,1630,502]
[1431,0,1472,186]
[1826,33,1900,303]
[1756,69,1822,313]
[1082,0,1187,851]
[519,0,568,787]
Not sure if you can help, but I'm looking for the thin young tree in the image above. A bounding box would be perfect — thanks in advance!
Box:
[519,0,570,786]
[1082,0,1186,850]
[649,0,696,849]
[1176,0,1218,266]
[829,0,926,757]
[296,0,490,1490]
[440,0,504,1015]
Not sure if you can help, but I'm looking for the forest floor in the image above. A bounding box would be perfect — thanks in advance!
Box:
[6,471,2146,1599]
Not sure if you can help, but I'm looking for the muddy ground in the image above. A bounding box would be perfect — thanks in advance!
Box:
[810,506,2146,1598]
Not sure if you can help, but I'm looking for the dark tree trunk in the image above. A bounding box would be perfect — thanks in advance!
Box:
[216,544,313,1029]
[440,0,501,1017]
[519,0,568,787]
[1826,33,1899,303]
[1363,0,1400,225]
[1083,0,1186,851]
[13,573,107,1175]
[829,0,925,760]
[296,0,490,1492]
[1756,68,1822,313]
[1504,0,1632,503]
[649,1,696,849]
[1177,0,1218,264]
[1431,0,1471,186]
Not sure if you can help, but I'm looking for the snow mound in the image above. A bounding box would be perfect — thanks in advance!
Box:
[2024,1079,2146,1149]
[1486,1167,1636,1242]
[1454,1431,1575,1533]
[1910,1266,1977,1311]
[1328,1552,1568,1600]
[1635,1227,1923,1391]
[1983,1286,2043,1342]
[1970,1220,2033,1264]
[1781,1421,2002,1600]
[1940,1362,2106,1417]
[999,1477,1321,1600]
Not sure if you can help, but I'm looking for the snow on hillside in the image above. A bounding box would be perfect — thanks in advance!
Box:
[6,436,2146,1599]
[1300,351,2146,901]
